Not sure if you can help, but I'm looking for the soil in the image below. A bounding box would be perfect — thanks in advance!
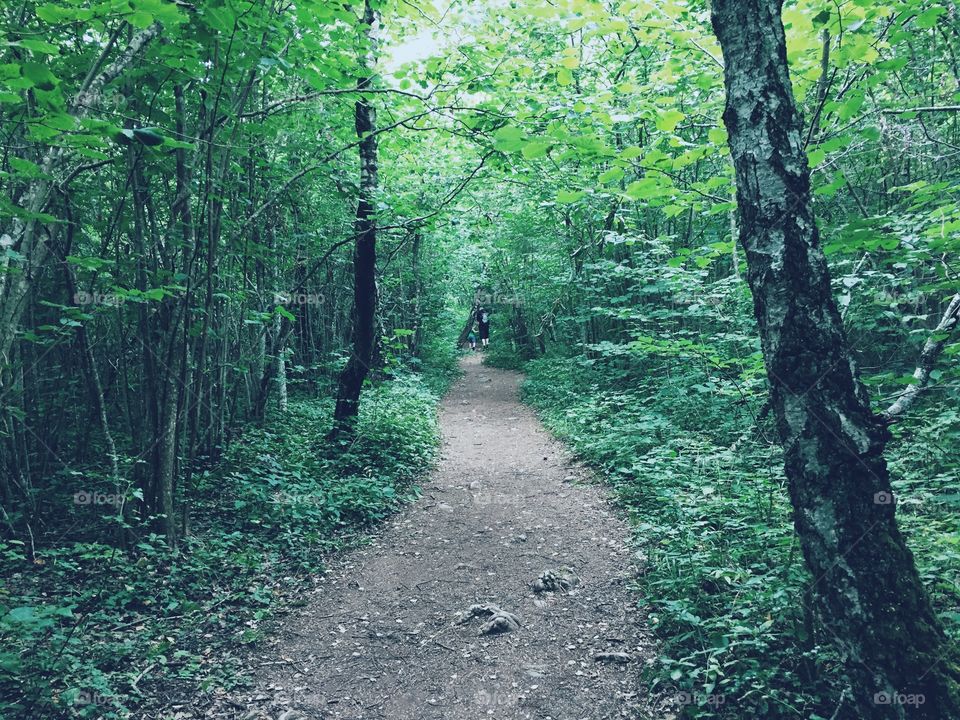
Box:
[167,353,659,719]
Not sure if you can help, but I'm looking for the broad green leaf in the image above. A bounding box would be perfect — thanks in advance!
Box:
[22,63,58,91]
[807,148,826,167]
[128,11,154,29]
[556,189,585,203]
[13,39,60,55]
[914,7,945,28]
[707,127,727,145]
[521,140,552,159]
[35,4,75,22]
[598,167,624,184]
[655,110,685,133]
[493,125,526,152]
[132,128,165,146]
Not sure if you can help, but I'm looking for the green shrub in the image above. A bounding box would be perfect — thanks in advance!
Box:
[522,353,959,719]
[0,374,441,718]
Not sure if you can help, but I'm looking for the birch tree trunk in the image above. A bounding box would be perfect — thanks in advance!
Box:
[710,0,960,716]
[277,344,288,413]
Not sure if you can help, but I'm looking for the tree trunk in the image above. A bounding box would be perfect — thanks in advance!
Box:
[331,0,379,437]
[277,344,288,413]
[409,232,424,356]
[512,305,536,359]
[156,363,180,548]
[455,305,477,349]
[710,0,960,716]
[0,24,162,371]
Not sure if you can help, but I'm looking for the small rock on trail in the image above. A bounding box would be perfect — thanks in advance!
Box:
[532,566,580,593]
[457,603,522,635]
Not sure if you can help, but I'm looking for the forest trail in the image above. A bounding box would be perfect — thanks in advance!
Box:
[219,353,656,719]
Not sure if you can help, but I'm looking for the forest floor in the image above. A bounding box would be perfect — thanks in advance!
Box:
[170,354,662,719]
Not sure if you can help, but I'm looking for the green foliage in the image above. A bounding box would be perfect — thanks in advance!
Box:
[482,343,527,370]
[0,376,440,718]
[523,350,960,718]
[2,0,959,715]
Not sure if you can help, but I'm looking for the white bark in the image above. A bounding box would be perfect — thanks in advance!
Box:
[884,292,960,419]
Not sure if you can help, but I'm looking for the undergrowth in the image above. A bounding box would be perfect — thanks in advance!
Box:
[521,353,960,719]
[0,373,443,719]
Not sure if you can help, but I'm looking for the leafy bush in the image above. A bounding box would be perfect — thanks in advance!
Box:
[522,353,960,719]
[0,375,441,718]
[481,342,527,370]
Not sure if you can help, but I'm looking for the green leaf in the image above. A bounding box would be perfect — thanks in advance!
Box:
[707,127,727,145]
[655,109,685,133]
[35,4,75,23]
[625,177,671,201]
[837,92,865,121]
[812,8,832,24]
[521,140,552,159]
[8,157,46,178]
[807,148,826,167]
[21,63,58,91]
[14,39,60,55]
[6,606,36,622]
[556,189,585,203]
[493,125,526,152]
[598,167,624,184]
[662,204,686,218]
[205,6,236,32]
[66,255,112,271]
[128,11,154,29]
[132,127,165,146]
[914,7,945,29]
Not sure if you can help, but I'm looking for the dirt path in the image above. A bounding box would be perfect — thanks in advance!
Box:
[221,354,655,719]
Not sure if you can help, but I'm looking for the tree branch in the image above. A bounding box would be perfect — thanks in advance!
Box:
[379,149,494,232]
[238,87,432,119]
[244,108,441,225]
[881,105,960,114]
[883,292,960,420]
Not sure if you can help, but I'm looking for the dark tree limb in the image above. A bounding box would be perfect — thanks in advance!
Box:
[330,0,380,438]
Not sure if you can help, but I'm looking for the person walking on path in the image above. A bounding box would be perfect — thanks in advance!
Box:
[476,305,491,348]
[467,327,477,351]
